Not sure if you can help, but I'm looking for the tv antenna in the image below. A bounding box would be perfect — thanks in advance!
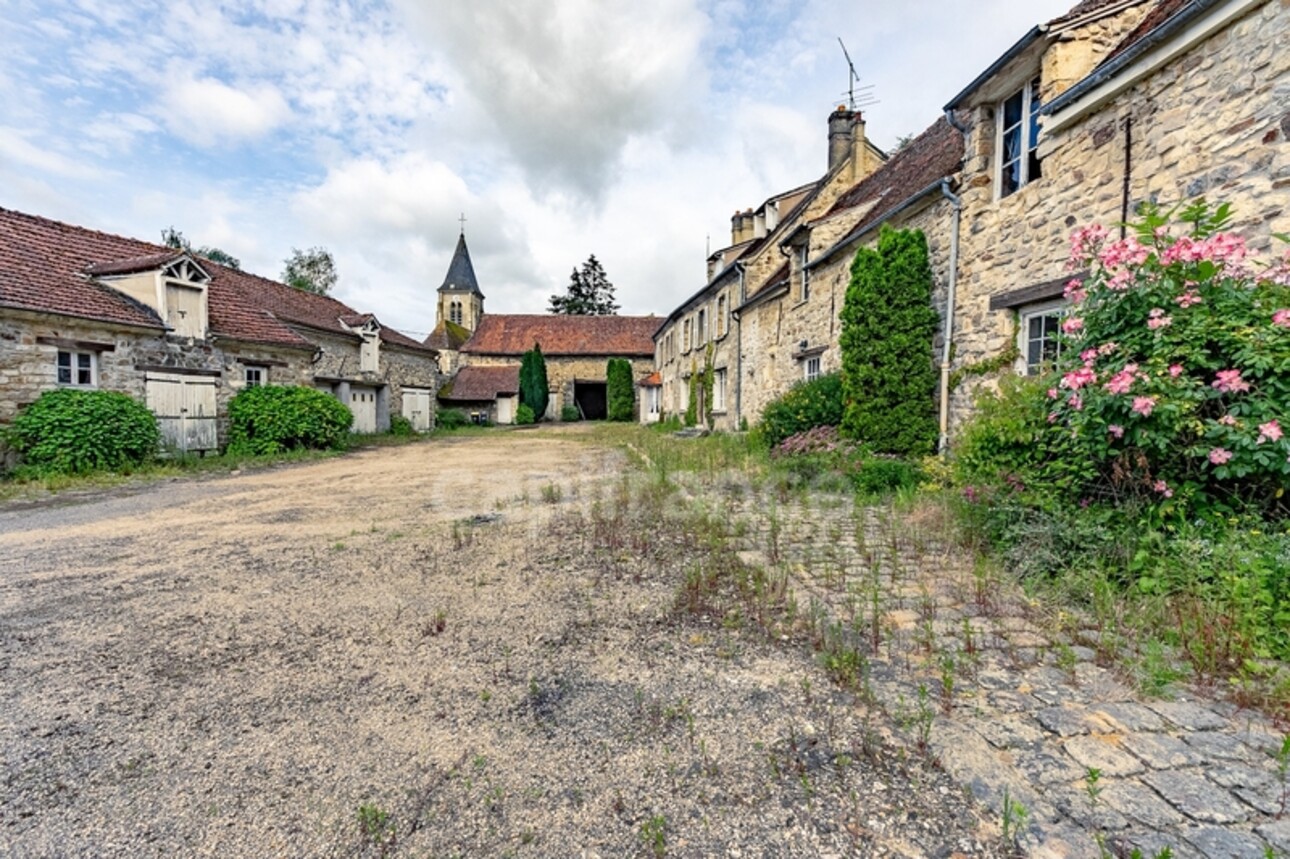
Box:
[837,38,877,111]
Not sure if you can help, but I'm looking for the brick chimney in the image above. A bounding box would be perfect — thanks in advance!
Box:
[828,107,858,172]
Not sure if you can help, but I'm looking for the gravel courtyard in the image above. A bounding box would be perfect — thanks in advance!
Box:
[0,428,1000,858]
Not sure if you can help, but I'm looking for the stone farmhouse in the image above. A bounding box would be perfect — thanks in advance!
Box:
[656,0,1288,447]
[427,232,659,422]
[0,208,441,453]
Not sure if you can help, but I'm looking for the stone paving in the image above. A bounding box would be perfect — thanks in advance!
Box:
[708,485,1290,859]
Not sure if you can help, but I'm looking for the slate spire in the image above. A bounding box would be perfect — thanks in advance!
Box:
[438,232,483,296]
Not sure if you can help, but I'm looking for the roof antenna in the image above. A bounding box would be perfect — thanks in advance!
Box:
[837,38,878,111]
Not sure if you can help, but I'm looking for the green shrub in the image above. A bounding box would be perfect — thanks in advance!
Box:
[437,408,469,430]
[757,372,843,448]
[519,344,549,420]
[607,357,634,421]
[388,414,415,436]
[9,388,159,475]
[227,385,352,455]
[851,457,920,496]
[515,403,536,425]
[561,404,581,422]
[840,225,940,456]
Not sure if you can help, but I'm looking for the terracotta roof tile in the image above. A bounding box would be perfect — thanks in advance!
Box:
[462,314,658,357]
[638,371,662,388]
[826,118,962,222]
[439,364,519,401]
[84,251,186,276]
[1048,0,1137,27]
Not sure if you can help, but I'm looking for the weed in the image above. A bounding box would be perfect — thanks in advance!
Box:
[421,609,447,637]
[938,648,956,715]
[1084,767,1103,805]
[357,803,396,851]
[540,482,563,504]
[1054,641,1079,683]
[331,541,346,551]
[1000,787,1028,853]
[639,814,667,857]
[1275,733,1290,817]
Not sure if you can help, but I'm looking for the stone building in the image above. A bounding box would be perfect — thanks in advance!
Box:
[424,230,484,377]
[657,0,1288,446]
[437,364,520,424]
[0,207,441,453]
[654,108,888,430]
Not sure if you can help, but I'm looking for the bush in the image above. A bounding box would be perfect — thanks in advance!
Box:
[850,457,920,496]
[519,344,549,420]
[561,404,581,422]
[388,414,415,436]
[8,388,159,474]
[840,225,940,456]
[515,403,536,425]
[607,358,634,421]
[227,385,352,455]
[437,408,469,430]
[757,372,843,448]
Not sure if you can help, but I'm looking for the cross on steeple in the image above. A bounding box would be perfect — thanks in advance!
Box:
[458,213,467,234]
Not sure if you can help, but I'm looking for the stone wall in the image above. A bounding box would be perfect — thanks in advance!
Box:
[463,354,652,420]
[303,328,441,432]
[946,0,1288,431]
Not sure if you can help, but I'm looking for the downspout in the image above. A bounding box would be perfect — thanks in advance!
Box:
[939,107,969,455]
[1120,117,1133,239]
[733,263,746,428]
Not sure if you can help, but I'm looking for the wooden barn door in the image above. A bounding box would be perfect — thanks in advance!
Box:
[350,387,378,434]
[146,372,218,454]
[401,388,432,432]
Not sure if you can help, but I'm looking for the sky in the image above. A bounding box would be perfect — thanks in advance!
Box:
[0,0,1077,340]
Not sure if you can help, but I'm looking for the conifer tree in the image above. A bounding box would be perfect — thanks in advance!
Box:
[606,358,634,421]
[839,225,939,455]
[519,343,549,420]
[548,255,620,315]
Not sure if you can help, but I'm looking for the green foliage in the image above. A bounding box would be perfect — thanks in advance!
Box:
[160,225,241,270]
[227,385,352,455]
[436,408,469,430]
[685,361,698,427]
[281,246,337,295]
[757,372,843,448]
[9,388,159,475]
[388,414,415,436]
[548,254,619,315]
[607,357,634,421]
[561,404,581,422]
[851,458,920,497]
[839,225,940,455]
[515,403,536,425]
[519,344,549,419]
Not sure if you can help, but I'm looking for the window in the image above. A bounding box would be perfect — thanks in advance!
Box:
[804,356,821,382]
[57,350,96,387]
[697,309,707,344]
[716,294,728,337]
[449,301,463,325]
[244,366,265,387]
[799,244,811,301]
[683,319,691,353]
[999,76,1043,198]
[1018,302,1064,374]
[712,369,727,412]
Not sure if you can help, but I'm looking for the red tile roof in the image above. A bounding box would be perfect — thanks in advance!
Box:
[1100,0,1188,65]
[638,371,662,388]
[439,364,519,401]
[424,319,471,351]
[1048,0,1142,27]
[462,314,659,357]
[826,118,962,222]
[84,251,187,277]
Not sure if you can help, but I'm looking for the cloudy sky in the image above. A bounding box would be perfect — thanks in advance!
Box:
[1,0,1075,339]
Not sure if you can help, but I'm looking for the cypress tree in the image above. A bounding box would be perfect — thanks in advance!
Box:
[606,358,634,421]
[519,343,549,420]
[839,225,939,455]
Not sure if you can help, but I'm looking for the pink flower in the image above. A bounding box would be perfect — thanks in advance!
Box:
[1063,279,1088,304]
[1131,396,1157,417]
[1258,420,1283,444]
[1047,388,1059,400]
[1209,447,1233,465]
[1069,394,1084,411]
[1218,414,1238,427]
[1106,270,1133,291]
[1212,369,1251,393]
[1097,342,1119,356]
[1069,224,1109,263]
[1105,364,1142,395]
[1174,291,1203,308]
[1168,364,1184,378]
[1061,367,1097,391]
[1048,412,1059,424]
[1108,424,1124,438]
[1062,317,1085,335]
[1099,237,1151,269]
[1146,308,1172,330]
[1201,232,1248,266]
[1080,349,1098,365]
[1153,479,1173,498]
[1274,309,1290,328]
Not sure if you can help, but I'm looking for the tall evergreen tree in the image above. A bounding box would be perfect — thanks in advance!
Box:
[606,358,634,421]
[548,254,619,315]
[839,225,939,455]
[519,343,549,420]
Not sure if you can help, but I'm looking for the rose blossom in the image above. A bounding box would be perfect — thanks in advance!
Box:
[1168,364,1184,378]
[1175,291,1203,308]
[1212,369,1251,393]
[1131,396,1157,417]
[1274,309,1290,328]
[1258,420,1283,444]
[1153,479,1173,498]
[1218,414,1238,427]
[1147,308,1172,330]
[1108,424,1125,439]
[1062,317,1084,335]
[1209,448,1233,465]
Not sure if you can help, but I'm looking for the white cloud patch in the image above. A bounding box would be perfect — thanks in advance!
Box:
[159,75,292,145]
[0,127,102,179]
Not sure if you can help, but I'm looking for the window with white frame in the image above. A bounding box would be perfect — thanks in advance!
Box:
[999,76,1043,198]
[713,369,727,412]
[57,350,96,387]
[1018,302,1064,375]
[245,365,266,387]
[803,355,821,382]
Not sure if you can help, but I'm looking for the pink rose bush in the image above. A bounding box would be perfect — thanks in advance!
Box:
[1041,200,1290,517]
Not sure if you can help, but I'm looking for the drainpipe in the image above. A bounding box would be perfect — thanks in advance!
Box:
[938,179,962,455]
[733,263,746,428]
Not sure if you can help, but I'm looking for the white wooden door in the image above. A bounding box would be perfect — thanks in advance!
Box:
[401,388,432,432]
[350,387,377,434]
[495,395,514,425]
[146,373,218,453]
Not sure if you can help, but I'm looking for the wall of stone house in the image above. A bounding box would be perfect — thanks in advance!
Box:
[655,279,741,429]
[462,354,652,420]
[381,346,442,431]
[1041,5,1154,103]
[299,329,439,431]
[945,0,1289,434]
[736,200,956,427]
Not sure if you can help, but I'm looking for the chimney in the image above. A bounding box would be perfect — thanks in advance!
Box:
[850,112,869,181]
[730,211,743,245]
[828,106,858,172]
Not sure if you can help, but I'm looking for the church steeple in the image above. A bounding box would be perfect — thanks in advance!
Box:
[434,223,485,335]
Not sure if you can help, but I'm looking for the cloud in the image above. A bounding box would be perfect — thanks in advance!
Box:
[396,0,710,202]
[0,127,102,179]
[158,75,292,145]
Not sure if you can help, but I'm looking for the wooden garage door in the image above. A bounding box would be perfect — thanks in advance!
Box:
[350,387,378,434]
[146,373,218,453]
[401,388,432,432]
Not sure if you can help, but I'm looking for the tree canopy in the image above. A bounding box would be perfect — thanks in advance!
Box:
[282,246,338,296]
[160,226,241,270]
[548,254,619,315]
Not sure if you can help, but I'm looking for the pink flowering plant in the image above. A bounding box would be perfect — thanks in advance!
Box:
[1048,200,1290,517]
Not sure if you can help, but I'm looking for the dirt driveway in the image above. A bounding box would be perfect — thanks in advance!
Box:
[0,427,997,857]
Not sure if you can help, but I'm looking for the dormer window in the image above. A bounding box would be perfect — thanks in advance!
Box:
[160,257,211,339]
[999,77,1043,198]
